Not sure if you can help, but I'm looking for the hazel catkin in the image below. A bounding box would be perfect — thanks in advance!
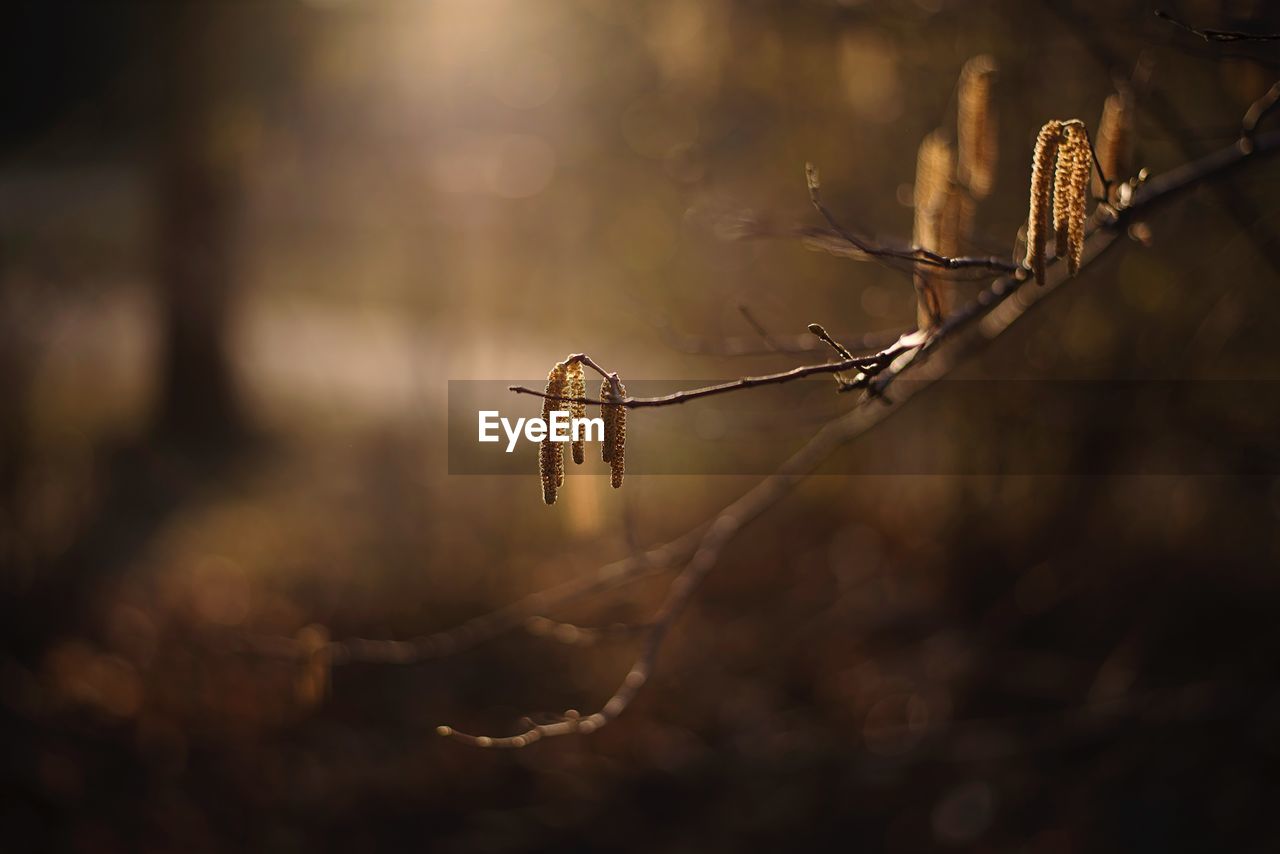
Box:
[567,361,586,465]
[539,361,569,505]
[1094,91,1132,202]
[600,378,626,489]
[1061,121,1092,275]
[957,54,998,201]
[1025,119,1092,285]
[913,131,956,328]
[1025,120,1062,286]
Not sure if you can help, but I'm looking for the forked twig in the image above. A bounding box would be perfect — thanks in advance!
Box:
[804,163,1021,275]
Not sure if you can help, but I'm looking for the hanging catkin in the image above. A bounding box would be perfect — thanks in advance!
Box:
[1025,120,1062,286]
[957,55,998,200]
[567,361,586,465]
[539,361,569,505]
[914,131,953,251]
[1052,131,1075,262]
[600,378,626,489]
[1053,121,1087,262]
[1094,91,1132,201]
[1056,121,1091,276]
[913,131,956,329]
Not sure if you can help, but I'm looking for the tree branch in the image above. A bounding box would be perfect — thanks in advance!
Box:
[235,86,1280,748]
[435,126,1280,748]
[736,304,780,353]
[507,334,921,409]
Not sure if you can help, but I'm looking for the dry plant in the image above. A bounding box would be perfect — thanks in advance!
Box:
[246,58,1280,749]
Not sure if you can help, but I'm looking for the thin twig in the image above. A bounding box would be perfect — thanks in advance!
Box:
[562,353,622,401]
[651,316,906,357]
[807,323,855,360]
[737,304,780,353]
[805,163,1020,274]
[806,323,862,389]
[720,208,1009,276]
[508,335,920,409]
[1155,9,1280,43]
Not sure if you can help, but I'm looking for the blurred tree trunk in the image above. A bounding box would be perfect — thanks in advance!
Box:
[0,293,28,563]
[154,140,244,442]
[152,4,245,444]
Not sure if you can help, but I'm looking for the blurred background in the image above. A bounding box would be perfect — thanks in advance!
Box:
[3,0,1280,850]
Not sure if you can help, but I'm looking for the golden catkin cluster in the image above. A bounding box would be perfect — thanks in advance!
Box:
[538,361,569,505]
[567,361,587,465]
[1094,91,1132,201]
[956,55,998,201]
[600,378,626,489]
[1024,119,1092,284]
